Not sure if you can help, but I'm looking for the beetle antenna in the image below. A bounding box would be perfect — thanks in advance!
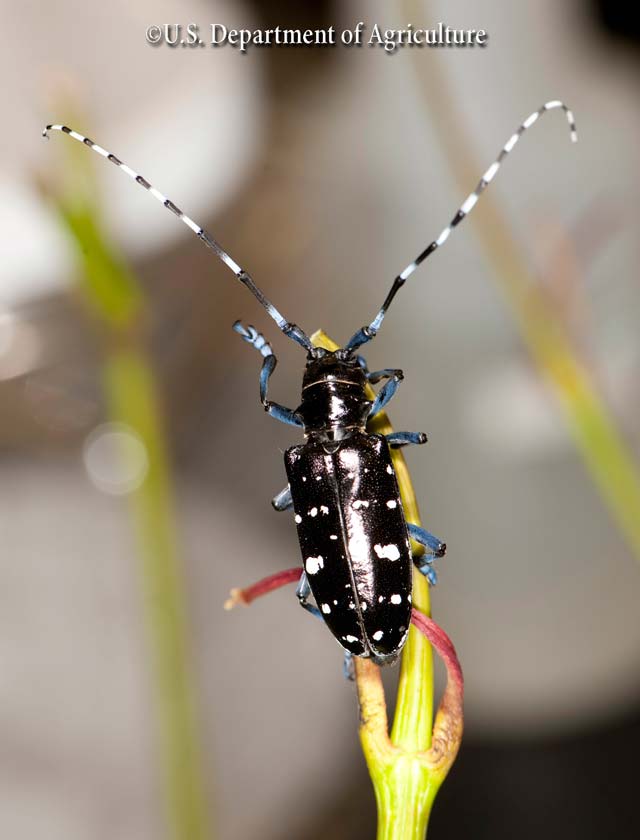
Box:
[43,124,314,352]
[346,100,577,351]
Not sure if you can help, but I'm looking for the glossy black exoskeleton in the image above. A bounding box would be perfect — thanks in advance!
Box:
[46,100,577,663]
[285,350,415,662]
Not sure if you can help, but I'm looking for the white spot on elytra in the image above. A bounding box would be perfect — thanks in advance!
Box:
[302,476,306,482]
[348,601,355,609]
[361,602,367,611]
[330,535,338,540]
[408,594,412,603]
[374,543,401,561]
[305,555,324,575]
[378,595,385,603]
[321,603,331,614]
[386,464,393,474]
[372,630,384,641]
[320,505,329,515]
[390,594,402,605]
[309,507,318,517]
[352,500,369,510]
[386,499,397,509]
[333,599,338,605]
[344,635,359,644]
[294,514,302,524]
[315,475,321,481]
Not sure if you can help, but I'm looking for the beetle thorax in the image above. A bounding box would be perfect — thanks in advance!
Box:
[296,351,371,441]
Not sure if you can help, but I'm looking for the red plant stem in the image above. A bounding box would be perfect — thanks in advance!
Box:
[410,608,464,771]
[411,609,464,698]
[225,566,302,608]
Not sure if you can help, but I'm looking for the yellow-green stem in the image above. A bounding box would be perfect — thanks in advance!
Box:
[313,331,460,840]
[104,347,210,840]
[43,126,212,840]
[403,0,640,563]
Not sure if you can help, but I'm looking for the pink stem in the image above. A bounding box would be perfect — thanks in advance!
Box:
[411,608,464,698]
[225,566,302,608]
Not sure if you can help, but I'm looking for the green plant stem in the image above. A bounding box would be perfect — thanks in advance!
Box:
[44,129,212,840]
[374,761,439,840]
[403,0,640,563]
[105,347,210,840]
[313,331,461,840]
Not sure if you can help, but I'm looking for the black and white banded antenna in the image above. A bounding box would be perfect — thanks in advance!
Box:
[346,100,578,351]
[42,124,314,352]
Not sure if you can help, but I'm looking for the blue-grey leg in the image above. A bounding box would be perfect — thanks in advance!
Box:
[296,572,322,620]
[258,352,303,427]
[265,399,302,427]
[368,368,403,384]
[234,321,303,428]
[368,369,404,417]
[296,573,353,678]
[408,522,446,557]
[342,651,355,681]
[414,555,438,586]
[271,485,293,511]
[385,431,428,448]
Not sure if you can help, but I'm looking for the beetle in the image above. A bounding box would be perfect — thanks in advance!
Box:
[44,100,576,664]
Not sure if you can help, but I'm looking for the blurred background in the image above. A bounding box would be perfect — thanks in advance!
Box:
[2,0,640,837]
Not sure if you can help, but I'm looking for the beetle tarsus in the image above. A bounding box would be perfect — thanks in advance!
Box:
[343,651,355,681]
[271,485,293,511]
[385,431,428,448]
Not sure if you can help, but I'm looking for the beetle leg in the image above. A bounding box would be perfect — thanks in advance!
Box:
[271,485,293,511]
[296,571,323,620]
[295,579,355,679]
[407,522,447,558]
[342,651,355,681]
[260,355,304,427]
[367,367,403,384]
[368,369,404,417]
[264,400,303,427]
[385,431,428,448]
[233,320,274,358]
[414,555,438,586]
[234,321,303,428]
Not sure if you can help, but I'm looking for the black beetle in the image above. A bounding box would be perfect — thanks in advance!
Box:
[44,101,576,663]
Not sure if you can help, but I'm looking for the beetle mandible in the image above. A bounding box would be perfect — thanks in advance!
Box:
[44,101,577,664]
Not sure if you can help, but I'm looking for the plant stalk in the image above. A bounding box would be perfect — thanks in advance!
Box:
[312,330,462,839]
[402,0,640,563]
[42,127,212,840]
